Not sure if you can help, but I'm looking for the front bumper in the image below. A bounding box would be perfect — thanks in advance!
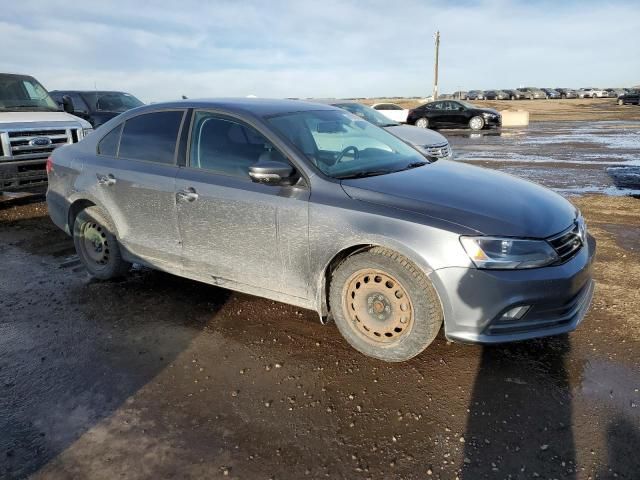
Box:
[429,234,596,344]
[484,116,501,127]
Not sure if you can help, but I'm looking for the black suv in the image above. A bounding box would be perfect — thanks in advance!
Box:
[49,90,144,128]
[617,90,640,105]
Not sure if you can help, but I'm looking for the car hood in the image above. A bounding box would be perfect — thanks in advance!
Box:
[341,160,577,237]
[384,124,448,146]
[0,111,91,128]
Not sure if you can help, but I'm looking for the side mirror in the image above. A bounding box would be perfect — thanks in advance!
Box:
[62,95,74,114]
[249,160,295,186]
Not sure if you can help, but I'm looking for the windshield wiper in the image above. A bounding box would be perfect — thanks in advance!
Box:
[381,123,400,127]
[396,161,429,171]
[336,169,396,179]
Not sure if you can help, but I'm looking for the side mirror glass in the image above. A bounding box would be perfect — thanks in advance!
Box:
[62,95,74,114]
[249,160,295,186]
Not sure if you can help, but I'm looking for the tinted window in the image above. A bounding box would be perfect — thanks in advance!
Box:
[190,112,286,179]
[97,124,122,156]
[378,104,402,110]
[70,93,89,113]
[119,111,184,164]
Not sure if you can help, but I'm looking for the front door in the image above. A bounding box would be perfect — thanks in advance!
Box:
[175,111,310,299]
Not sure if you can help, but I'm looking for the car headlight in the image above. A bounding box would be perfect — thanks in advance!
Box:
[460,236,559,269]
[482,112,496,118]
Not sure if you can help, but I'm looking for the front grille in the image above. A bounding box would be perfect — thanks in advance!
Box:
[548,223,583,263]
[1,127,81,162]
[423,142,451,159]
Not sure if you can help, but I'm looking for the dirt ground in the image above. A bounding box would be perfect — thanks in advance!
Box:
[363,97,640,122]
[1,102,640,479]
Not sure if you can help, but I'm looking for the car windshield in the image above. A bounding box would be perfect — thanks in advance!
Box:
[267,109,427,179]
[332,102,398,127]
[0,74,59,111]
[84,92,144,112]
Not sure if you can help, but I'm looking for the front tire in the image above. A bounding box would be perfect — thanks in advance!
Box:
[469,115,485,130]
[329,248,443,362]
[618,99,624,106]
[415,117,429,129]
[73,206,131,280]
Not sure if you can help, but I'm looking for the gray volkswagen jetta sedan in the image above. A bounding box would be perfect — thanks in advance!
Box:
[46,98,596,362]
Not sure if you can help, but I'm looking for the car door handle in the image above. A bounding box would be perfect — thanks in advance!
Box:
[97,173,116,186]
[176,188,198,202]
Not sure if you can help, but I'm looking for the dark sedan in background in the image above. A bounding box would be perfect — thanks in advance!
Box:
[502,89,525,100]
[466,90,485,100]
[555,88,579,99]
[50,90,144,128]
[408,100,501,130]
[484,90,510,100]
[541,88,561,99]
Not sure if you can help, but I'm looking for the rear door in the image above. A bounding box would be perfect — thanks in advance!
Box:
[82,109,186,269]
[425,102,445,127]
[175,111,310,299]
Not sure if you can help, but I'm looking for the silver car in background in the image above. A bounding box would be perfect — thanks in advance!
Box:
[323,101,452,161]
[47,99,596,362]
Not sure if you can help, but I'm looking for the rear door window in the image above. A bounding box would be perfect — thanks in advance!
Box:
[119,110,185,164]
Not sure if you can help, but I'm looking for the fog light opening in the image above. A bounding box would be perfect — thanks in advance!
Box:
[501,305,530,321]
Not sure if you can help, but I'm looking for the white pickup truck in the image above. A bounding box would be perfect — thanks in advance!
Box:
[0,73,92,191]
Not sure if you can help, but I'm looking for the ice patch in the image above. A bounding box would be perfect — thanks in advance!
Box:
[457,151,640,166]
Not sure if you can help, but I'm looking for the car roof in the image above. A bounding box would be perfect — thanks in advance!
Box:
[50,90,132,95]
[131,98,338,117]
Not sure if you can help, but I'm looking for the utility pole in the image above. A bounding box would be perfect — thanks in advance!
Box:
[432,30,440,101]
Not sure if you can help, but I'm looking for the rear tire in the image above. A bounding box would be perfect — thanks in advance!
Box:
[329,247,443,362]
[73,206,131,280]
[415,117,429,129]
[618,99,624,106]
[469,116,485,130]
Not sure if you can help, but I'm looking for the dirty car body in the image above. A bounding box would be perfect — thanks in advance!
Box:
[47,98,596,358]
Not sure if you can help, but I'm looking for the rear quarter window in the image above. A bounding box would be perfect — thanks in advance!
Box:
[97,124,123,156]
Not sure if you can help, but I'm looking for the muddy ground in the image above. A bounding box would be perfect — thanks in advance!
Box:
[1,113,640,479]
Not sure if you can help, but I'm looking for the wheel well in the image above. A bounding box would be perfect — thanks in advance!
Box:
[321,244,376,318]
[68,199,96,231]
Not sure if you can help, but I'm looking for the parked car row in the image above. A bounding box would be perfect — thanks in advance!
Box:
[449,87,636,100]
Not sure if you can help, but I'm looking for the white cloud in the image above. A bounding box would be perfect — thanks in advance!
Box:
[1,0,638,102]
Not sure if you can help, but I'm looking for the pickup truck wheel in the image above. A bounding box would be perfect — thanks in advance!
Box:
[329,247,443,362]
[415,117,429,129]
[73,206,130,280]
[469,116,485,130]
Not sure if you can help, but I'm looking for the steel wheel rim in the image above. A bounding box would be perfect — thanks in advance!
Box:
[342,269,414,344]
[82,222,110,265]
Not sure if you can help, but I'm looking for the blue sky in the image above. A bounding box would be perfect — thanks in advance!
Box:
[2,0,639,102]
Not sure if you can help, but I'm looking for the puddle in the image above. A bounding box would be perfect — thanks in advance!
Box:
[449,120,640,197]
